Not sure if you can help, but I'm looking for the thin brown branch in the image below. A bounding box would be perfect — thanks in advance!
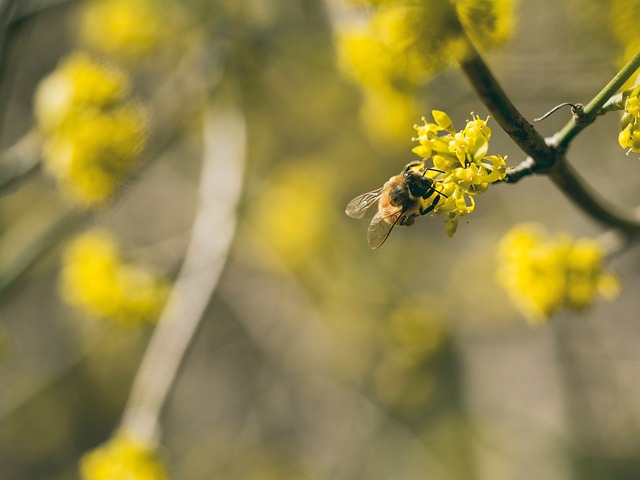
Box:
[456,37,555,168]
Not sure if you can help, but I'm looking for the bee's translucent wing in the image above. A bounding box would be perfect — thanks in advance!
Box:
[367,211,400,249]
[345,187,384,219]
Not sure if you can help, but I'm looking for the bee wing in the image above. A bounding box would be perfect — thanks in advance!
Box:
[345,187,385,219]
[367,211,400,249]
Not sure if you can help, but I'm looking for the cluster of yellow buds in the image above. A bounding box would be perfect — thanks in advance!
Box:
[496,224,620,324]
[618,85,640,154]
[80,435,167,480]
[60,229,168,326]
[412,110,507,236]
[34,52,148,206]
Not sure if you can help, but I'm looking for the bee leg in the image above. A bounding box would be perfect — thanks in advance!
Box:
[400,214,416,226]
[419,193,442,216]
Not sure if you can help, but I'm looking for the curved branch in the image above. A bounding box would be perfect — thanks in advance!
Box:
[456,37,555,167]
[548,158,640,233]
[456,37,640,234]
[554,49,640,150]
[118,95,246,444]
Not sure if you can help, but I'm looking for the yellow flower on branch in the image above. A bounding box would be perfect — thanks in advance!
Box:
[618,85,640,155]
[78,0,181,61]
[412,110,507,236]
[335,0,516,133]
[34,52,148,206]
[80,435,167,480]
[496,224,620,324]
[60,229,168,326]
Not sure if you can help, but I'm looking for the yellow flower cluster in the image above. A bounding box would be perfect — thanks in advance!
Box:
[60,229,168,325]
[336,0,515,142]
[618,85,640,154]
[80,435,167,480]
[335,10,428,143]
[79,0,177,61]
[496,224,620,324]
[34,52,148,206]
[412,110,507,237]
[610,0,640,79]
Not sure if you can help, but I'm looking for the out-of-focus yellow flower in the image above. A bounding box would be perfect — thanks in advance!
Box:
[60,229,169,325]
[34,52,130,132]
[610,0,640,85]
[336,0,516,143]
[360,88,417,144]
[34,52,148,206]
[336,17,426,144]
[79,0,181,61]
[412,110,507,237]
[496,224,620,324]
[456,0,516,51]
[251,162,333,267]
[80,435,167,480]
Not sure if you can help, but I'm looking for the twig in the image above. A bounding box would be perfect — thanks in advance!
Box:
[457,35,640,234]
[534,102,584,123]
[456,36,555,168]
[118,95,246,444]
[546,160,640,234]
[554,49,640,150]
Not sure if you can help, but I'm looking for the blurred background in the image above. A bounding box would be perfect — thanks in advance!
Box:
[2,0,640,479]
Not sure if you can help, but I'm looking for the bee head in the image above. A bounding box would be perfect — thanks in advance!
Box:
[404,167,433,197]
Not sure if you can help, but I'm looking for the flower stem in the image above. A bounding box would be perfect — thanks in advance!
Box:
[554,49,640,150]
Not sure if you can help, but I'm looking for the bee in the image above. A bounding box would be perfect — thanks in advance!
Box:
[345,160,446,249]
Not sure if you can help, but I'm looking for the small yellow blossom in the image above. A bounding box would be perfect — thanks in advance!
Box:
[618,85,640,155]
[80,435,167,480]
[34,52,130,133]
[496,224,620,324]
[78,0,180,61]
[60,229,168,325]
[412,111,507,236]
[34,52,148,206]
